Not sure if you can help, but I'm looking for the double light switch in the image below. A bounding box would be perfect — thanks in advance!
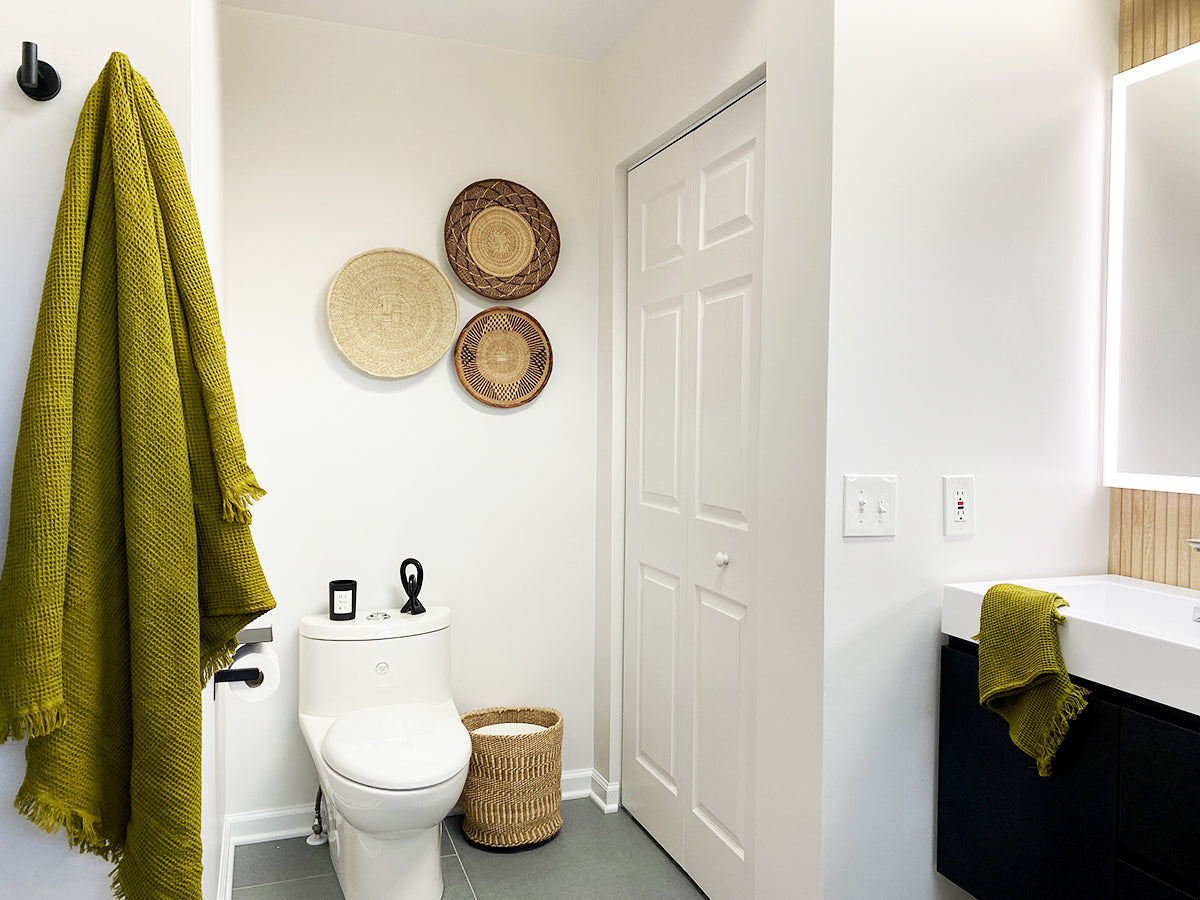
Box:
[842,475,897,537]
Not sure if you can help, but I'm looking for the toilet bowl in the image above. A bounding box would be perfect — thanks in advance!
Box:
[298,608,471,900]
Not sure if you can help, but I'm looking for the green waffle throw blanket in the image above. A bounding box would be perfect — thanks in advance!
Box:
[0,53,274,898]
[976,583,1088,777]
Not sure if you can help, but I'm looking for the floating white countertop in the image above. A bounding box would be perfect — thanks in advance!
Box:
[943,574,1200,718]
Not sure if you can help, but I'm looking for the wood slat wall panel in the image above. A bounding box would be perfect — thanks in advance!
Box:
[1109,491,1123,573]
[1111,488,1200,585]
[1146,0,1158,60]
[1179,497,1192,585]
[1153,491,1168,581]
[1120,0,1134,70]
[1132,490,1144,579]
[1119,0,1200,70]
[1191,496,1200,589]
[1156,0,1169,56]
[1165,492,1179,580]
[1109,2,1200,586]
[1118,489,1131,577]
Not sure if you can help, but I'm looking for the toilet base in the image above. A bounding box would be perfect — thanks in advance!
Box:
[330,815,443,900]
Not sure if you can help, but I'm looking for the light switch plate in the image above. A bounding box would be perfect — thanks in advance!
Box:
[843,475,897,537]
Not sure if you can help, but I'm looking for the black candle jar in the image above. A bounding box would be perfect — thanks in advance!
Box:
[329,579,357,621]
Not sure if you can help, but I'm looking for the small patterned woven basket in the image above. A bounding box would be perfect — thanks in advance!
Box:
[458,707,564,848]
[454,307,552,409]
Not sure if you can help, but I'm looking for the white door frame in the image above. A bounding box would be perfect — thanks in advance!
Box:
[599,64,768,809]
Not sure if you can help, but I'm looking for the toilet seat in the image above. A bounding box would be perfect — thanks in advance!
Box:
[322,702,470,790]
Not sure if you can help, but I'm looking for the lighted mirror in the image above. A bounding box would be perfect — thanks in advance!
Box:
[1104,41,1200,491]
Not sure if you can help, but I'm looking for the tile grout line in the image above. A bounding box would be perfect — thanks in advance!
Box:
[231,871,336,892]
[444,819,479,900]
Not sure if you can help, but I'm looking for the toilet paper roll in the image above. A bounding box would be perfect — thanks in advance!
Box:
[228,642,280,703]
[475,722,547,736]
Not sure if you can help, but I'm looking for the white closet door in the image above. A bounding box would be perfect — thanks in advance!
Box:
[623,85,764,900]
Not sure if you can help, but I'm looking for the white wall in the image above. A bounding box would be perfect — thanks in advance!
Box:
[821,3,1116,899]
[0,2,211,897]
[594,0,769,799]
[0,3,1124,898]
[218,8,600,814]
[601,3,1117,899]
[189,1,227,896]
[755,4,834,896]
[596,2,832,896]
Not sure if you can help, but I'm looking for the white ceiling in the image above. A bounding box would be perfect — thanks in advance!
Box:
[222,0,660,61]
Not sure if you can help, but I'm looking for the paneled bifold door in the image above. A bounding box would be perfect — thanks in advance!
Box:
[622,85,764,900]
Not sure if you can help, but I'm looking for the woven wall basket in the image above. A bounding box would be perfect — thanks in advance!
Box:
[326,248,458,377]
[459,707,564,848]
[454,307,552,408]
[444,179,560,301]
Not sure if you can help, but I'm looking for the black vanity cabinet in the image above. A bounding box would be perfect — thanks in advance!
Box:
[1117,863,1197,900]
[936,642,1119,899]
[1118,709,1200,894]
[937,639,1200,900]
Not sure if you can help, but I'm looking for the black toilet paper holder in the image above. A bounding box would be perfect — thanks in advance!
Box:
[212,625,272,697]
[212,666,263,699]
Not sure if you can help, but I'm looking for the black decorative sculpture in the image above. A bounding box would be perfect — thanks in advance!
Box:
[400,557,426,616]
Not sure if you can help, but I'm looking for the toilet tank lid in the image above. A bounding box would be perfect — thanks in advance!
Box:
[322,703,470,790]
[300,606,450,640]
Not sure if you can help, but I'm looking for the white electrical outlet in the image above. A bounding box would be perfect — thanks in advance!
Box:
[943,475,975,536]
[843,475,897,537]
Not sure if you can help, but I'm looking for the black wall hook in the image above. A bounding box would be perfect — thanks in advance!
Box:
[17,42,60,101]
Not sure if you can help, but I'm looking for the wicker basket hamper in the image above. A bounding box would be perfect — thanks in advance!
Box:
[458,706,564,847]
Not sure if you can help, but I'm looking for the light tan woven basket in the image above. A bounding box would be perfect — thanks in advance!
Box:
[326,248,458,378]
[459,707,564,848]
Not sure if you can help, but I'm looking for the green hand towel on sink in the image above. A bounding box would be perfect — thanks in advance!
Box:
[975,583,1088,776]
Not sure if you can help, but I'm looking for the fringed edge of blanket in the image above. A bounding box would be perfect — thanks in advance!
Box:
[110,865,127,900]
[14,785,121,861]
[1033,684,1089,777]
[200,637,241,686]
[0,701,66,744]
[221,477,266,525]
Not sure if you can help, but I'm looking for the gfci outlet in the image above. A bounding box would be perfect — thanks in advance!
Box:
[943,475,975,536]
[843,475,897,537]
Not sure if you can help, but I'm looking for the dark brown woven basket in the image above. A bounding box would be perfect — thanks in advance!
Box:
[458,707,564,848]
[444,179,560,301]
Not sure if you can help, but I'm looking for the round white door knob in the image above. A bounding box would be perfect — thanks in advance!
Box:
[715,551,730,568]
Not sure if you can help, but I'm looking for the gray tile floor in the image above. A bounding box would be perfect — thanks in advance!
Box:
[232,799,707,899]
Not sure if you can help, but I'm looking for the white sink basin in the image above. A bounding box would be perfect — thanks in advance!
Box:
[942,574,1200,717]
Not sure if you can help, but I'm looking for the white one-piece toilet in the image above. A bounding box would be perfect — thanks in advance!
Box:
[298,607,471,900]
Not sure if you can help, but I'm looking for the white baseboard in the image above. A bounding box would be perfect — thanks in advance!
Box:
[216,803,314,900]
[216,771,621,898]
[589,770,620,813]
[228,803,316,843]
[561,767,594,800]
